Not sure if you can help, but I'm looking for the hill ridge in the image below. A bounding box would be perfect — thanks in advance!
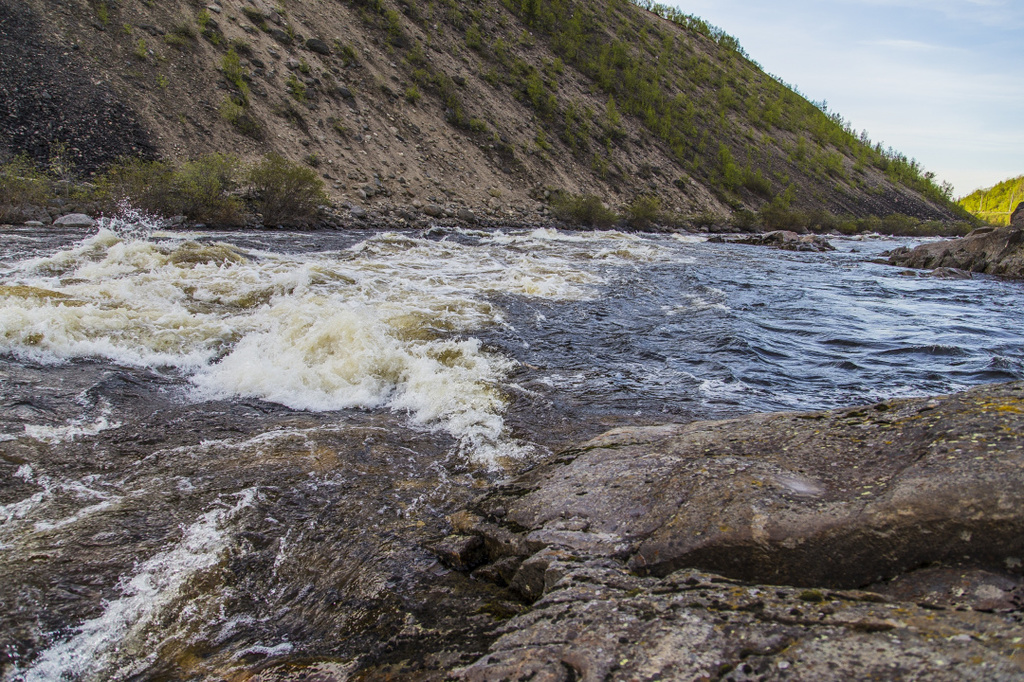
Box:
[0,0,962,224]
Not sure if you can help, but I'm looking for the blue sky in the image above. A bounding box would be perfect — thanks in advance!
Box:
[668,0,1024,197]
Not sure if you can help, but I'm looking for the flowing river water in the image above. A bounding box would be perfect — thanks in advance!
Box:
[1,220,1023,679]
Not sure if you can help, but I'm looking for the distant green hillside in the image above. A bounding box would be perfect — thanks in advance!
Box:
[959,176,1024,226]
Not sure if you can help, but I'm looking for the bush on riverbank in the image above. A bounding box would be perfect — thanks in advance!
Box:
[5,153,325,227]
[625,195,662,229]
[0,155,53,223]
[99,155,245,225]
[551,192,618,229]
[246,153,327,227]
[746,202,976,237]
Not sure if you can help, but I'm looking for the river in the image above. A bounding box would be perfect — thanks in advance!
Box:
[1,221,1022,679]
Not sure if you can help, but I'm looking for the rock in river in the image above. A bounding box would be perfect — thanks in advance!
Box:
[439,382,1024,680]
[887,219,1024,279]
[711,230,836,252]
[52,213,95,227]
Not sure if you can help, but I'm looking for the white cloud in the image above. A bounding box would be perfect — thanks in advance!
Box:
[841,0,1024,28]
[664,0,1024,195]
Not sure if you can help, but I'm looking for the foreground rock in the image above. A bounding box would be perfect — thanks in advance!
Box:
[437,382,1024,679]
[455,563,1024,681]
[711,230,836,252]
[886,212,1024,278]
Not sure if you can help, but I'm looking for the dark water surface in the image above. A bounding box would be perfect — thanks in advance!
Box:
[1,224,1022,679]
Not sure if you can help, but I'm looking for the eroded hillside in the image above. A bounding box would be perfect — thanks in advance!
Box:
[1,0,962,222]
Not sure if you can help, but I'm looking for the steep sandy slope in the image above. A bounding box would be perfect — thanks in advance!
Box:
[1,0,959,221]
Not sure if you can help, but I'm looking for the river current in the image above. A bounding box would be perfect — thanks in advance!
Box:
[1,221,1022,679]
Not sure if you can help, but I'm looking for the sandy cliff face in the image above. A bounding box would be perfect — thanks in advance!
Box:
[2,0,958,220]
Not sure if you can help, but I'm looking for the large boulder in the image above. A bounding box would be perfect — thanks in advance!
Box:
[441,382,1024,679]
[887,224,1024,279]
[1013,202,1024,226]
[52,213,95,227]
[448,381,1024,592]
[711,230,836,252]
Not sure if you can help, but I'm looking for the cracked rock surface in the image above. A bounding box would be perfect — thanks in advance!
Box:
[439,382,1024,680]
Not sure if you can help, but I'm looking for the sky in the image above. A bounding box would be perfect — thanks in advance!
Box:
[667,0,1024,197]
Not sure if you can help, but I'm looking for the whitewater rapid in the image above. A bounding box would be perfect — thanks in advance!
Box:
[0,223,663,464]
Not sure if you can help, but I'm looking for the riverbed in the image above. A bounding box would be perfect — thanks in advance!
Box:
[2,222,1022,679]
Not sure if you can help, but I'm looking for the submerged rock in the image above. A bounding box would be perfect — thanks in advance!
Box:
[438,382,1024,679]
[886,223,1024,279]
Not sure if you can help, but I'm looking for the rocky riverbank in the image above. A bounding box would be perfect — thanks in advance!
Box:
[425,381,1024,680]
[886,204,1024,279]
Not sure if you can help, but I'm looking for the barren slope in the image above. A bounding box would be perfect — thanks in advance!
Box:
[1,0,960,221]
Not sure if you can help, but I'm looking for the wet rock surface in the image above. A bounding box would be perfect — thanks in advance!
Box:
[438,382,1024,679]
[886,221,1024,279]
[0,357,518,679]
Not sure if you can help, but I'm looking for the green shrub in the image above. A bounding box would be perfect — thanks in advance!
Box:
[730,208,758,231]
[246,154,328,227]
[229,37,253,55]
[98,157,176,215]
[286,74,306,102]
[335,42,358,66]
[163,22,197,48]
[219,97,262,139]
[92,1,110,25]
[99,155,245,224]
[404,84,422,104]
[241,7,266,23]
[221,49,250,102]
[551,192,618,229]
[466,23,483,50]
[625,195,661,229]
[535,129,552,151]
[0,155,51,222]
[834,214,973,237]
[173,154,245,225]
[691,211,722,228]
[741,167,772,197]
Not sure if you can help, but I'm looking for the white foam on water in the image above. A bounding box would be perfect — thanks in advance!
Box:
[237,642,295,658]
[1,227,656,463]
[32,498,118,533]
[482,228,665,263]
[0,471,118,546]
[671,234,709,244]
[11,488,258,682]
[23,409,121,444]
[698,378,751,402]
